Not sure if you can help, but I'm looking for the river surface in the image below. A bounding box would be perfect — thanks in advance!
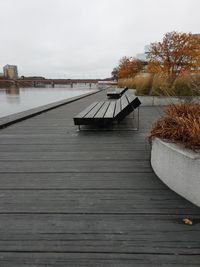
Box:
[0,84,97,118]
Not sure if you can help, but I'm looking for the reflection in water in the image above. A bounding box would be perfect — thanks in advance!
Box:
[6,86,20,95]
[5,85,21,105]
[0,84,97,118]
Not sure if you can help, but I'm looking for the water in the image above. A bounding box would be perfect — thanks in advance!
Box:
[0,84,97,118]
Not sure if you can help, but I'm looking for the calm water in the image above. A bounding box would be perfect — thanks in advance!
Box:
[0,84,97,118]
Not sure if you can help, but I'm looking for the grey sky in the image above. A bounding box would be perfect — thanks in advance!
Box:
[0,0,199,79]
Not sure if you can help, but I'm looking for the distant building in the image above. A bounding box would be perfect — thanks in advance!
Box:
[144,45,150,53]
[136,45,150,62]
[20,76,45,80]
[3,65,18,79]
[136,53,147,61]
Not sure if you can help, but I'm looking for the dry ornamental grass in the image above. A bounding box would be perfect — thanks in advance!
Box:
[149,103,200,149]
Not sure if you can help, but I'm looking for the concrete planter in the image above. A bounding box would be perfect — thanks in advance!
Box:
[151,138,200,207]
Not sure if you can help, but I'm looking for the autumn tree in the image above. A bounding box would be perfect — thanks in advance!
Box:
[111,67,119,81]
[147,31,200,81]
[113,57,144,79]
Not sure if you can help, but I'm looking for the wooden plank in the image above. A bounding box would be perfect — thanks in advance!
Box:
[0,138,149,145]
[73,102,98,118]
[0,143,151,152]
[0,172,165,189]
[0,233,200,254]
[0,214,199,254]
[0,252,199,267]
[126,94,135,103]
[0,150,150,161]
[103,101,116,118]
[0,134,148,144]
[114,98,121,116]
[0,159,152,173]
[121,94,129,110]
[1,213,198,234]
[0,189,199,214]
[94,102,110,118]
[84,102,105,118]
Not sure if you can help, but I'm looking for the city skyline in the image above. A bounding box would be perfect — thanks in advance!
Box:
[0,0,199,79]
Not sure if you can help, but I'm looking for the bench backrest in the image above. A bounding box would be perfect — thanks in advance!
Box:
[120,87,128,96]
[115,94,141,122]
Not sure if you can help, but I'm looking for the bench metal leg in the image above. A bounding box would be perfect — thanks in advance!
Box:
[137,107,140,130]
[132,107,140,131]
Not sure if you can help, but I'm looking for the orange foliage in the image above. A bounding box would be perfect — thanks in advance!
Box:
[147,32,200,79]
[117,57,144,79]
[149,102,200,149]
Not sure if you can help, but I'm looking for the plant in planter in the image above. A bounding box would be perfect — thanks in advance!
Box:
[149,102,200,207]
[149,103,200,149]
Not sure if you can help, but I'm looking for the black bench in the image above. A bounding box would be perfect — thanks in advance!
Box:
[107,87,128,99]
[73,94,141,130]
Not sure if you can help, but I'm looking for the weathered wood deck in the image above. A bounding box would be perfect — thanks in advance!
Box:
[0,89,200,266]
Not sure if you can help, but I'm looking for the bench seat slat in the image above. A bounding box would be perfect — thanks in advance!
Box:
[74,102,98,119]
[121,95,129,110]
[104,101,116,118]
[114,99,121,117]
[127,94,135,103]
[84,102,105,118]
[95,102,110,118]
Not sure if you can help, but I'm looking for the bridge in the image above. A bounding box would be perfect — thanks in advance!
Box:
[0,78,101,87]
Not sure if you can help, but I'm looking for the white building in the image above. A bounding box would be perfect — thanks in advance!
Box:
[136,45,150,62]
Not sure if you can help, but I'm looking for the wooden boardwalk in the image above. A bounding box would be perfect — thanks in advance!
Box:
[0,89,200,266]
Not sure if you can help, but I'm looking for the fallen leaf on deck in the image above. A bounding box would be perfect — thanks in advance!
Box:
[183,218,193,225]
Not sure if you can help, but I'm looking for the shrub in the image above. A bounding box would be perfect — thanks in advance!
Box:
[190,74,200,96]
[150,75,172,96]
[118,73,200,97]
[134,73,153,95]
[149,102,200,149]
[118,73,153,95]
[173,75,193,96]
[118,78,136,89]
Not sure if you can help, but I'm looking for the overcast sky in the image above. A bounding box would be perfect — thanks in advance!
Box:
[0,0,199,79]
